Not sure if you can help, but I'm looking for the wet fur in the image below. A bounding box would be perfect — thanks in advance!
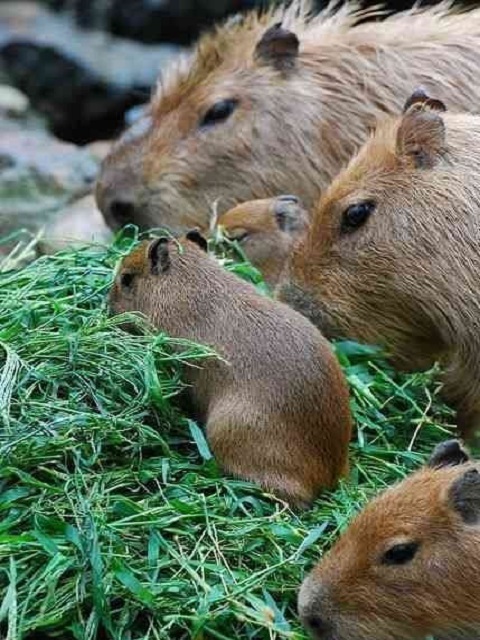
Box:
[97,1,480,233]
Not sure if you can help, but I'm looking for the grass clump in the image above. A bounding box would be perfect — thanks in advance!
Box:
[0,232,453,640]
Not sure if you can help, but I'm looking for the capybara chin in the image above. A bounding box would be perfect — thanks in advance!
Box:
[298,440,480,640]
[216,195,308,287]
[277,91,480,441]
[97,0,480,234]
[109,231,352,508]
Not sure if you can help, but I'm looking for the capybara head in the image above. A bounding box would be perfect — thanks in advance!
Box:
[109,230,209,327]
[299,439,480,640]
[217,194,308,286]
[96,10,322,234]
[97,1,480,235]
[279,90,480,386]
[278,90,480,436]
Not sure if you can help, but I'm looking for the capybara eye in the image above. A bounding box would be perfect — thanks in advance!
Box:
[382,541,419,565]
[200,99,238,128]
[120,273,135,289]
[228,230,249,243]
[341,201,375,234]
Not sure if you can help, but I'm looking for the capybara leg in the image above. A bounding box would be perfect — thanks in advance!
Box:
[206,416,315,509]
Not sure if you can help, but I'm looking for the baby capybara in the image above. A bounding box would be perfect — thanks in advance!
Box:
[278,91,480,441]
[97,1,480,233]
[217,194,308,286]
[299,440,480,640]
[109,231,352,507]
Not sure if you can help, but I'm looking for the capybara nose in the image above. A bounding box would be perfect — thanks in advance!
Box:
[301,613,331,638]
[276,194,300,204]
[109,198,136,227]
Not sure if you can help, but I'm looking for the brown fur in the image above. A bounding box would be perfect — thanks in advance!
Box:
[278,99,480,441]
[97,1,480,234]
[216,195,308,286]
[298,441,480,640]
[108,235,352,507]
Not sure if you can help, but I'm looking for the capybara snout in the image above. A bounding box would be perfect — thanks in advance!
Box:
[299,440,480,640]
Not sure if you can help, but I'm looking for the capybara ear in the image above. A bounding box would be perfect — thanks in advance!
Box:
[428,440,471,469]
[186,228,208,252]
[396,106,446,169]
[254,23,299,71]
[449,468,480,524]
[273,195,306,233]
[147,236,170,275]
[402,87,447,114]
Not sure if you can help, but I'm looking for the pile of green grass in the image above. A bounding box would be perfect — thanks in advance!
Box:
[0,231,453,640]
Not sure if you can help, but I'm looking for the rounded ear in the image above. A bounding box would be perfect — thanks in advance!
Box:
[254,23,299,72]
[396,107,446,169]
[403,87,446,114]
[428,440,471,469]
[147,236,170,275]
[273,195,308,234]
[186,229,208,252]
[449,468,480,524]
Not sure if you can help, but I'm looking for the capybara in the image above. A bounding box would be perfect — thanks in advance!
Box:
[278,91,480,441]
[97,1,480,233]
[217,194,308,286]
[298,439,480,640]
[109,231,352,507]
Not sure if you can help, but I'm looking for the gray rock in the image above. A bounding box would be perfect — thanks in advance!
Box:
[0,120,99,238]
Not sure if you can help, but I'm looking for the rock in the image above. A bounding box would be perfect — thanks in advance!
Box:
[0,122,99,239]
[0,2,184,144]
[0,84,29,116]
[38,194,112,254]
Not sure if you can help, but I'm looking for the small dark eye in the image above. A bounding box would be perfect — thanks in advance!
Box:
[120,272,134,288]
[200,99,238,128]
[341,201,375,233]
[382,542,419,566]
[228,230,249,243]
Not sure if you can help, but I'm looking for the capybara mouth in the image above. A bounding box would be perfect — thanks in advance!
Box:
[277,282,338,337]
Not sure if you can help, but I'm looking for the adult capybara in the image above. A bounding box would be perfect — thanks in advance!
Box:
[217,194,308,286]
[109,231,352,507]
[278,91,480,441]
[97,1,480,233]
[298,440,480,640]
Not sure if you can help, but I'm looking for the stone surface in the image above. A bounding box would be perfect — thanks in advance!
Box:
[39,194,112,254]
[0,121,99,238]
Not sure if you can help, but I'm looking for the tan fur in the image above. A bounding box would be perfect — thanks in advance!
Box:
[108,236,352,507]
[278,104,480,441]
[299,448,480,640]
[97,1,480,233]
[216,196,309,286]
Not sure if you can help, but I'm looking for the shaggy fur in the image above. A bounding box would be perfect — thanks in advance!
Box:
[97,1,480,234]
[109,235,352,507]
[299,441,480,640]
[278,99,480,440]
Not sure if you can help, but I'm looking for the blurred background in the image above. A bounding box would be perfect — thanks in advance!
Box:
[0,0,476,256]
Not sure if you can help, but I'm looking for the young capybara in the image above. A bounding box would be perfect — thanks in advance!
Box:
[97,1,480,234]
[278,91,480,441]
[216,194,308,286]
[109,231,352,507]
[298,440,480,640]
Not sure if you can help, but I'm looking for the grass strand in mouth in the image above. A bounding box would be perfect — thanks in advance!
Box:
[0,230,453,639]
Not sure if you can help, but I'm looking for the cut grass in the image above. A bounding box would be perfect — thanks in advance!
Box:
[0,230,454,640]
